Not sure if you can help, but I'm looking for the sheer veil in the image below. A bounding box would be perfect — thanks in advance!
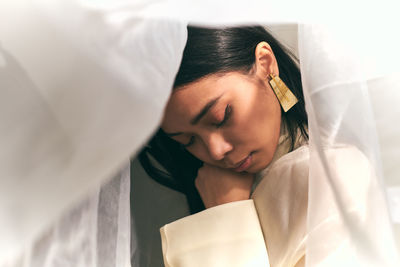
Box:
[1,0,399,266]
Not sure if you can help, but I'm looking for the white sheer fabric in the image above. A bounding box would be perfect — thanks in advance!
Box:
[1,0,400,266]
[2,163,131,267]
[0,1,186,266]
[299,24,400,266]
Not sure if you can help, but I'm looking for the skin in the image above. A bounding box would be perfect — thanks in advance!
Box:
[161,42,282,208]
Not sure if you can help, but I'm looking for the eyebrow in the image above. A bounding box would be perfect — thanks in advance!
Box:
[164,95,222,137]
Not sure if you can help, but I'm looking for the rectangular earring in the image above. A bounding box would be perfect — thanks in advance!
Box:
[268,74,298,112]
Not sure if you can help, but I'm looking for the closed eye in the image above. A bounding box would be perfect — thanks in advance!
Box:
[182,104,232,148]
[215,104,232,128]
[181,135,195,148]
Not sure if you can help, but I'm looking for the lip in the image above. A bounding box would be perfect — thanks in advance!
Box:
[232,153,253,172]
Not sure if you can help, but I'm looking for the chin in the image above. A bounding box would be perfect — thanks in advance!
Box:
[245,163,264,174]
[248,155,273,173]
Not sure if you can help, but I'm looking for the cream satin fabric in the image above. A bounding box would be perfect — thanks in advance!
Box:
[160,143,379,267]
[160,200,269,267]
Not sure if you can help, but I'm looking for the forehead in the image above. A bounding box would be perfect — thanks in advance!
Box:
[161,74,229,131]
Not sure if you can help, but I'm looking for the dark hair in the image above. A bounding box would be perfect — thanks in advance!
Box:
[138,25,308,214]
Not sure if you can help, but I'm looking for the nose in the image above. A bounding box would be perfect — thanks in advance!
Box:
[203,132,233,161]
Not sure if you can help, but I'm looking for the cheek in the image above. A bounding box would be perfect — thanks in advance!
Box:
[186,144,210,163]
[257,105,281,143]
[235,95,281,145]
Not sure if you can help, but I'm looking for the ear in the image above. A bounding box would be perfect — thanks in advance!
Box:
[253,41,279,79]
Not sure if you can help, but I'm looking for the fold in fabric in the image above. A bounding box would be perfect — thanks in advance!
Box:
[160,200,269,267]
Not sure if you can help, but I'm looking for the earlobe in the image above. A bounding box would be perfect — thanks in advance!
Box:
[254,41,279,78]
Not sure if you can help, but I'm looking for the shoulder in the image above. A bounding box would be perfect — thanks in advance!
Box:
[271,143,371,171]
[272,143,374,201]
[256,144,373,187]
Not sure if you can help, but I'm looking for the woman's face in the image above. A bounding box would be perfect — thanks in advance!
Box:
[161,71,282,173]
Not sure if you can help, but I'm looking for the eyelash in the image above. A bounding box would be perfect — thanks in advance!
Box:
[215,104,232,128]
[182,104,232,148]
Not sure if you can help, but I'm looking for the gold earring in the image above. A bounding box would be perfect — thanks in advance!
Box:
[268,74,298,112]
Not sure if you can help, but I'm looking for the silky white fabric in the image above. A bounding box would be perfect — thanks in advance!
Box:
[1,0,400,266]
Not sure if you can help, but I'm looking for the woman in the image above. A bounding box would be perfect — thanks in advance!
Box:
[139,25,307,212]
[138,26,372,266]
